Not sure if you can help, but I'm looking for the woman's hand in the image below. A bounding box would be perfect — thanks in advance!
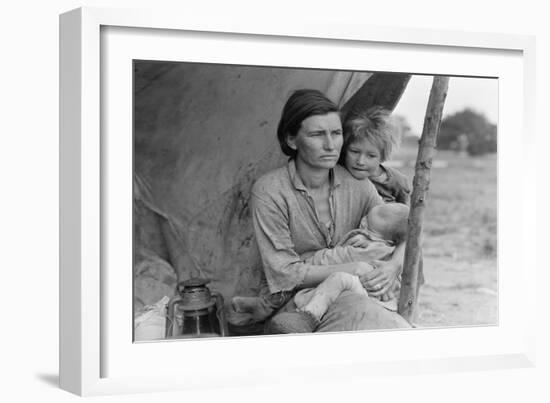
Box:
[352,261,376,277]
[359,259,400,297]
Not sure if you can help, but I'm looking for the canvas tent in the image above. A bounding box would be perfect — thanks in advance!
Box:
[133,61,411,330]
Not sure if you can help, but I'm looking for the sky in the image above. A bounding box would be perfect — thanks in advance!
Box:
[392,75,498,136]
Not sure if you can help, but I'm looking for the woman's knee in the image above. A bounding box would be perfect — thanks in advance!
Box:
[317,291,411,331]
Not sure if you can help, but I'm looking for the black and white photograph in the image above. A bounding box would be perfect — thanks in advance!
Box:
[4,0,547,400]
[132,61,498,341]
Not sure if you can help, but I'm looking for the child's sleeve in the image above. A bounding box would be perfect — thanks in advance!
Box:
[393,169,412,205]
[396,185,411,205]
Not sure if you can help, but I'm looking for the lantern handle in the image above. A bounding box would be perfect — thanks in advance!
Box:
[212,291,228,337]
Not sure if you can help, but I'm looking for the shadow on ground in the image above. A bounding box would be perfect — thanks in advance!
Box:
[35,373,59,388]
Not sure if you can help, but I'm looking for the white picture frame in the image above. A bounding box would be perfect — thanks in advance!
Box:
[59,6,537,396]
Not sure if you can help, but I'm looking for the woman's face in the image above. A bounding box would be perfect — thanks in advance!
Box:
[344,137,382,180]
[287,112,343,171]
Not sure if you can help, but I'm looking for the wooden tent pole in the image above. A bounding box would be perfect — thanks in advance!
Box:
[398,76,450,324]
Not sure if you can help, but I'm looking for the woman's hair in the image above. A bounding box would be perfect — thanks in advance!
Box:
[340,106,399,163]
[277,89,339,158]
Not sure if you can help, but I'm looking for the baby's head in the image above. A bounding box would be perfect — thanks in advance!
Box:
[366,203,409,244]
[340,107,399,180]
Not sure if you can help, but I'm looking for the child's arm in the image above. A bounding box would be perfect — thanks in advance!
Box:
[337,228,371,248]
[395,187,410,205]
[388,167,411,205]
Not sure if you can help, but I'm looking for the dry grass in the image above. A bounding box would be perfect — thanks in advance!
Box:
[392,143,497,327]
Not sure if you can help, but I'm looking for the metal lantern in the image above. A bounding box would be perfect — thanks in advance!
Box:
[165,278,228,338]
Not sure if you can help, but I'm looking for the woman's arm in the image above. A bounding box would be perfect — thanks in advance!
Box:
[300,261,374,289]
[251,187,372,292]
[300,235,404,293]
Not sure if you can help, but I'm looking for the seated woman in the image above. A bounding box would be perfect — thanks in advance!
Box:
[250,89,410,333]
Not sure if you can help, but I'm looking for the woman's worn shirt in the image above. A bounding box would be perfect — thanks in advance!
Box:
[251,160,383,293]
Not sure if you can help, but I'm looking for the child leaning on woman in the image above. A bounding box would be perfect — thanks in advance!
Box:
[342,106,410,204]
[232,106,414,333]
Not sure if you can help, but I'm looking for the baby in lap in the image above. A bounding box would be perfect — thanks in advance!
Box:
[233,203,409,332]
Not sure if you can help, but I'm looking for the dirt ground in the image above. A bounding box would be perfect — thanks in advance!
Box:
[393,143,498,328]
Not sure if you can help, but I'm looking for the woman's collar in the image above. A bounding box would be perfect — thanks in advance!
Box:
[287,159,342,192]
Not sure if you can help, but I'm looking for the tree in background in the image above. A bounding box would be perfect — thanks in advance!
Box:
[391,114,412,139]
[437,108,497,156]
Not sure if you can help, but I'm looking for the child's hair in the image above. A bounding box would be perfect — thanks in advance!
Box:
[341,106,399,163]
[366,203,409,244]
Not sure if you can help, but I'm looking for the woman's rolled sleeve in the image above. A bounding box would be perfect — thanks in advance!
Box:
[251,193,311,293]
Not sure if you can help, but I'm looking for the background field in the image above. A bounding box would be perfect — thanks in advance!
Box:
[391,139,497,327]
